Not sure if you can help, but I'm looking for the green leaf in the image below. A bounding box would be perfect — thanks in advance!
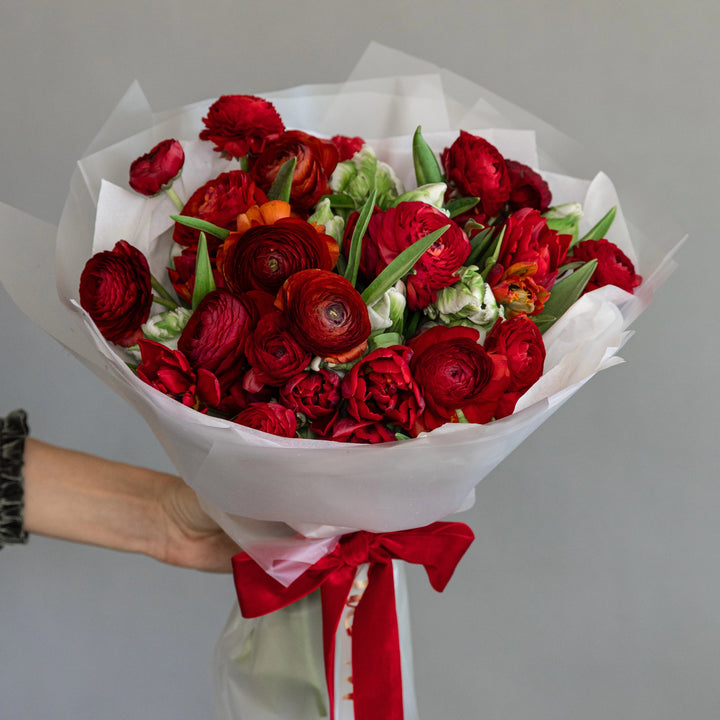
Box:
[466,226,495,266]
[344,187,377,287]
[556,260,585,275]
[412,126,443,186]
[394,432,411,441]
[170,215,229,240]
[322,193,357,209]
[455,408,470,423]
[368,332,403,351]
[361,225,449,307]
[191,232,216,310]
[477,227,505,279]
[267,157,297,202]
[579,206,616,242]
[445,196,480,218]
[404,309,423,340]
[533,259,598,333]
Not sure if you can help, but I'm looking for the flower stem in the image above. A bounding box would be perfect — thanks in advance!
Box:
[240,156,249,172]
[165,187,184,212]
[151,275,178,309]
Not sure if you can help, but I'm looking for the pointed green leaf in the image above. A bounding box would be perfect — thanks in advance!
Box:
[170,215,229,240]
[344,187,377,287]
[191,232,216,310]
[368,332,404,351]
[466,226,495,266]
[322,193,357,209]
[267,157,297,202]
[404,309,423,340]
[532,259,598,333]
[579,206,616,242]
[394,432,411,441]
[361,225,449,306]
[445,196,480,218]
[476,226,505,279]
[412,126,443,186]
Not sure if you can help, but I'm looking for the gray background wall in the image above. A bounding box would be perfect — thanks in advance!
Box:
[1,1,717,718]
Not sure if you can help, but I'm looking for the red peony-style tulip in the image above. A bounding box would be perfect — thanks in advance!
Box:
[172,171,267,255]
[441,131,511,218]
[177,289,257,389]
[217,201,339,295]
[323,416,397,444]
[136,339,221,410]
[199,95,285,159]
[250,130,339,214]
[129,139,185,197]
[233,402,297,438]
[342,345,424,432]
[506,160,552,213]
[409,325,509,433]
[355,201,470,311]
[275,269,371,364]
[79,240,153,347]
[484,315,545,418]
[571,238,642,294]
[279,369,342,422]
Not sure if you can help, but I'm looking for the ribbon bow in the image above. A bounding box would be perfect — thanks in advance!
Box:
[232,521,474,720]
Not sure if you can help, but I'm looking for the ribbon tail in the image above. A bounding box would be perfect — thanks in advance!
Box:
[352,561,404,720]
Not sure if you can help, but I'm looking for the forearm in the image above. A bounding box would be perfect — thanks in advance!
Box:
[22,438,172,558]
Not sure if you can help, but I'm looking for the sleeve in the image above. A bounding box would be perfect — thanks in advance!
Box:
[0,409,30,547]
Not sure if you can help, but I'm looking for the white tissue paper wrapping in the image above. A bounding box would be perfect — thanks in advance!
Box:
[0,43,680,584]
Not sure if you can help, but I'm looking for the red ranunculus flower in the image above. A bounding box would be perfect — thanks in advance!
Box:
[279,369,342,421]
[172,171,267,255]
[441,131,511,218]
[494,207,572,290]
[250,130,339,214]
[177,289,257,389]
[409,325,509,433]
[243,311,312,390]
[199,95,285,159]
[275,269,371,364]
[356,201,470,310]
[129,139,185,197]
[323,416,396,444]
[484,315,545,418]
[571,238,642,294]
[217,201,339,295]
[506,160,552,213]
[331,134,365,161]
[167,247,225,304]
[136,339,221,410]
[342,345,424,432]
[79,240,153,347]
[234,402,297,438]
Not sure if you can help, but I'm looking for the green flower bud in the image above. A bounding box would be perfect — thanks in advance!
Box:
[330,145,402,210]
[307,198,345,244]
[393,182,447,210]
[544,202,583,237]
[426,265,502,332]
[142,306,192,349]
[367,280,406,335]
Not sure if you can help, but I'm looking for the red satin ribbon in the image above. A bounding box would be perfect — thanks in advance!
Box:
[232,521,474,720]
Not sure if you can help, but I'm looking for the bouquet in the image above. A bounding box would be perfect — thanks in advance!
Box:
[0,44,680,720]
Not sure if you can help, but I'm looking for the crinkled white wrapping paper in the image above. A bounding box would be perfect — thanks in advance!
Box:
[0,43,681,586]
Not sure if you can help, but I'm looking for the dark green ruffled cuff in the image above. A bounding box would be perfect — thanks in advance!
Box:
[0,409,30,547]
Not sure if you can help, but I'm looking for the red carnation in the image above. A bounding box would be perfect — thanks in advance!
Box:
[409,325,509,433]
[275,269,371,364]
[199,95,285,159]
[79,240,153,347]
[250,130,339,214]
[129,139,185,197]
[172,171,267,255]
[441,131,511,218]
[572,238,642,294]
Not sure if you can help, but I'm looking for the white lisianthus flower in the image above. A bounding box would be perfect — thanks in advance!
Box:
[142,306,192,349]
[426,265,502,335]
[330,145,402,209]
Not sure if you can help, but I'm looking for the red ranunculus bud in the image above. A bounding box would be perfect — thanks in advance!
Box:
[79,240,153,347]
[233,402,297,438]
[506,160,552,213]
[129,139,185,197]
[199,95,285,158]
